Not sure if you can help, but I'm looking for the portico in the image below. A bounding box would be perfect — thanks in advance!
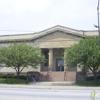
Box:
[32,25,85,81]
[41,48,65,71]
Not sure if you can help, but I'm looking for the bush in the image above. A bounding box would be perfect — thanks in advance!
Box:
[19,75,26,80]
[12,75,17,78]
[0,74,7,78]
[7,74,14,78]
[76,79,100,86]
[0,74,27,80]
[0,78,26,84]
[86,76,100,80]
[0,74,3,78]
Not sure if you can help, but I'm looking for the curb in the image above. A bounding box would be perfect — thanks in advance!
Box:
[0,84,100,90]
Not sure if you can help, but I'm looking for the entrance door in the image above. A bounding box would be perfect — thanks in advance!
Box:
[56,59,64,71]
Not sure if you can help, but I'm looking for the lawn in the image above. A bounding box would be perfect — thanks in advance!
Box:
[0,78,26,84]
[76,79,100,86]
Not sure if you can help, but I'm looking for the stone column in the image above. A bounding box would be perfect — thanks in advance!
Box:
[48,48,53,71]
[64,48,68,81]
[64,48,67,71]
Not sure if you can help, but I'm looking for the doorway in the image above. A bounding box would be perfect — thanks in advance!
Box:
[56,59,64,71]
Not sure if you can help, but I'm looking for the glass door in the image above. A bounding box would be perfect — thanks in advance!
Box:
[56,59,64,71]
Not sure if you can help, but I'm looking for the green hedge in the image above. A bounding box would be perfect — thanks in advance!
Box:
[19,75,26,80]
[0,74,26,80]
[86,76,100,80]
[0,74,7,78]
[0,78,26,84]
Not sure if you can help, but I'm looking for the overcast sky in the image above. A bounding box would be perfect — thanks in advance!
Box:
[0,0,98,35]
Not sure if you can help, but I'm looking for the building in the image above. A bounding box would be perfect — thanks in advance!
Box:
[0,25,98,81]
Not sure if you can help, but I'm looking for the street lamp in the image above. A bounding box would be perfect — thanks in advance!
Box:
[97,0,100,47]
[94,0,100,47]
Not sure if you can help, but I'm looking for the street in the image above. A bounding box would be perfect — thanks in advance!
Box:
[0,87,99,100]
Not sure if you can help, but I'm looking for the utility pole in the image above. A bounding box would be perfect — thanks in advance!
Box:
[97,0,100,47]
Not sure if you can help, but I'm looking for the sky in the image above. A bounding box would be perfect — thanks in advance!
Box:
[0,0,98,35]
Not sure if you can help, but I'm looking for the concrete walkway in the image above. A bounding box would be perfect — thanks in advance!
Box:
[28,81,76,86]
[0,83,100,90]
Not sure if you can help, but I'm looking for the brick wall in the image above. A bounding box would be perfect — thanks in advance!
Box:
[40,71,76,81]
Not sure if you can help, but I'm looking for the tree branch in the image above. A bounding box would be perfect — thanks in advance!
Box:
[19,66,25,73]
[89,66,93,72]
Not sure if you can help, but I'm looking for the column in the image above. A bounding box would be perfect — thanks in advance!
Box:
[64,48,68,81]
[48,48,53,71]
[64,48,67,71]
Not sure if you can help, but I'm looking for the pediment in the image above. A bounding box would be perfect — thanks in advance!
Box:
[50,37,73,41]
[31,25,85,41]
[34,30,82,42]
[33,30,82,48]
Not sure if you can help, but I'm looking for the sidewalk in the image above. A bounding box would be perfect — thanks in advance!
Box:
[0,83,100,90]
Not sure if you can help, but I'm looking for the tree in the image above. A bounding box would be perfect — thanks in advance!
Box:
[64,36,100,83]
[0,43,45,79]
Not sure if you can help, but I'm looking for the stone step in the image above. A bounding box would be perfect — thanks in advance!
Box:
[28,81,76,86]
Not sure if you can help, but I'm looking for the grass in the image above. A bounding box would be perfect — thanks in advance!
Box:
[1,77,100,86]
[76,79,100,86]
[0,78,26,84]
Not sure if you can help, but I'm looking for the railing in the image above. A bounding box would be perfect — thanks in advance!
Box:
[31,77,36,84]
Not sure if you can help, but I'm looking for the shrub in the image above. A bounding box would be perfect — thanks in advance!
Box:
[19,75,26,80]
[0,74,27,80]
[7,74,14,78]
[86,76,100,80]
[1,74,7,78]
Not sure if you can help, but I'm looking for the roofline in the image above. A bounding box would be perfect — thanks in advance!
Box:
[36,25,81,34]
[0,32,37,37]
[83,30,98,32]
[56,25,80,31]
[0,25,98,37]
[0,39,30,43]
[0,25,86,42]
[30,25,85,41]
